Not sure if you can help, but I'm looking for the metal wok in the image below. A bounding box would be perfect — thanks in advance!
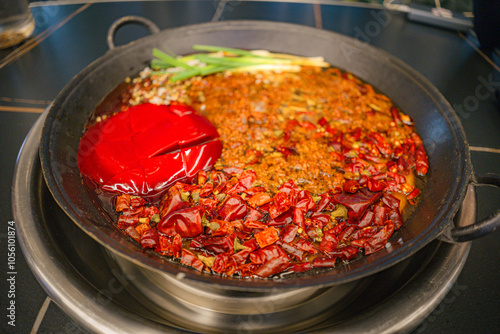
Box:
[39,20,500,290]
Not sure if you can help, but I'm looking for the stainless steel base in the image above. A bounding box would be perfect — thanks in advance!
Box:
[13,111,473,334]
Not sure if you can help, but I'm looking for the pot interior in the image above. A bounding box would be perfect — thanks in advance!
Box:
[40,20,471,289]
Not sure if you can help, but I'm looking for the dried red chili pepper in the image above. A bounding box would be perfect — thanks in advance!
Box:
[197,170,208,186]
[415,146,429,175]
[116,194,131,212]
[338,225,356,241]
[135,223,151,236]
[363,154,381,163]
[267,209,293,227]
[390,107,403,126]
[315,193,331,212]
[306,226,319,239]
[160,184,186,217]
[243,238,259,251]
[211,220,235,236]
[181,249,205,272]
[290,262,312,273]
[199,197,218,210]
[130,196,147,209]
[267,193,289,219]
[276,145,298,159]
[333,188,382,221]
[294,238,318,254]
[253,256,291,278]
[254,227,279,248]
[140,227,158,249]
[327,246,359,260]
[243,186,267,196]
[350,226,380,240]
[299,121,316,130]
[276,241,304,260]
[350,238,368,248]
[382,193,400,211]
[343,162,365,174]
[330,151,344,162]
[245,208,264,222]
[367,178,386,192]
[199,182,214,197]
[293,207,306,229]
[232,248,252,266]
[295,190,315,211]
[327,222,347,235]
[373,206,387,226]
[319,228,339,254]
[386,161,398,174]
[157,206,204,238]
[358,175,369,186]
[142,206,159,219]
[281,224,299,243]
[125,226,141,243]
[249,245,288,264]
[367,132,392,157]
[218,196,248,221]
[388,209,404,230]
[318,117,328,126]
[190,234,235,255]
[117,214,139,229]
[407,188,421,203]
[410,133,423,147]
[387,172,406,184]
[310,213,330,228]
[343,180,361,193]
[312,257,337,268]
[237,263,257,277]
[225,181,247,195]
[245,149,264,165]
[364,220,395,255]
[244,220,268,230]
[278,180,300,196]
[212,253,230,274]
[385,180,401,193]
[247,192,273,207]
[357,210,374,228]
[156,234,179,257]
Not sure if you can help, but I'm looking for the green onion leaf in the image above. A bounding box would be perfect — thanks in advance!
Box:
[151,59,173,70]
[193,44,264,57]
[153,48,196,70]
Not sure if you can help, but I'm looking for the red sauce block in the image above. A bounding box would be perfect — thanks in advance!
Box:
[77,103,222,197]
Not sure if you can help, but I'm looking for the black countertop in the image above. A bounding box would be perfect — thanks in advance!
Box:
[1,1,499,333]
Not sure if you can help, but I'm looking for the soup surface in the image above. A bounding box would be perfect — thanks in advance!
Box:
[78,49,428,278]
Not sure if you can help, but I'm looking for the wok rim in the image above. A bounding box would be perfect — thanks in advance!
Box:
[39,20,472,290]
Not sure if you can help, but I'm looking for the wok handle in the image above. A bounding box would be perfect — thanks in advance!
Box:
[448,173,500,242]
[107,16,160,50]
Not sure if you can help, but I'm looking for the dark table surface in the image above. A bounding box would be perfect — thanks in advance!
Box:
[1,1,499,333]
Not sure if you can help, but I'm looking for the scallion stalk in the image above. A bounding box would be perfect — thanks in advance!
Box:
[150,45,330,83]
[192,44,265,58]
[152,48,196,70]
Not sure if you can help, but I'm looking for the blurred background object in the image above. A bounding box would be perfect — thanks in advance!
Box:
[0,0,35,49]
[473,0,500,52]
[473,0,500,103]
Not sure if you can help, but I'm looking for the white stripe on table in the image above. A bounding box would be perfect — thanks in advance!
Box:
[470,146,500,154]
[31,297,51,334]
